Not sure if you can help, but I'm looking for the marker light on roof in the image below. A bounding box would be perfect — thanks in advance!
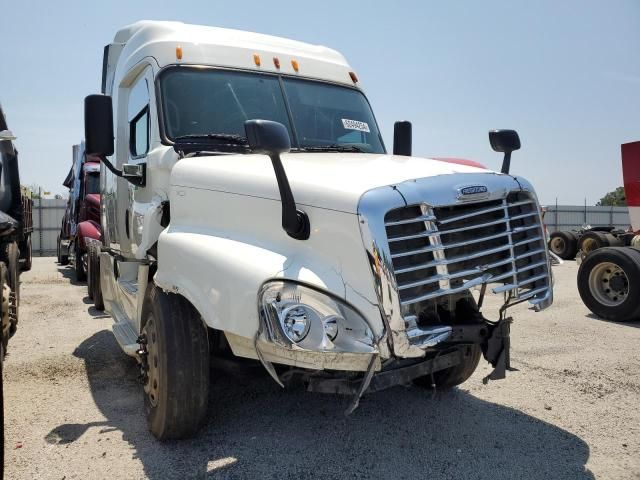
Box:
[349,71,358,83]
[253,54,261,66]
[175,46,183,60]
[291,59,299,72]
[273,57,281,69]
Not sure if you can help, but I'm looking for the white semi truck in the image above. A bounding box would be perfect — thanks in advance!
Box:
[84,21,553,439]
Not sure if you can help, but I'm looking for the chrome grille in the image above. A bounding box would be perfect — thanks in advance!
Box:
[384,192,550,309]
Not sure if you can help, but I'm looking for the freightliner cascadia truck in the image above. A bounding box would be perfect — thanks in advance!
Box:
[58,143,102,282]
[84,21,553,439]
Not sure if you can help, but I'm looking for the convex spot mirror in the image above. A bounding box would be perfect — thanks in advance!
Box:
[0,130,16,141]
[489,129,521,154]
[245,119,291,155]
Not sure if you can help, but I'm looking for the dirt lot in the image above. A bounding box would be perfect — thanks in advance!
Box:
[3,257,640,479]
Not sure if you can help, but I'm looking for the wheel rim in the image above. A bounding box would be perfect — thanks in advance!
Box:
[142,317,160,407]
[550,237,565,254]
[588,261,629,307]
[582,237,598,254]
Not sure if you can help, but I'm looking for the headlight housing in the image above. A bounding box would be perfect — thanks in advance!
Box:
[259,281,376,353]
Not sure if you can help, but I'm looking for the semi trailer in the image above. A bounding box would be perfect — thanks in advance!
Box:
[57,143,102,281]
[578,141,640,322]
[84,21,553,439]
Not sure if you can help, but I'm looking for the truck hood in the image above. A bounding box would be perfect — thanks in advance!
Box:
[171,152,497,214]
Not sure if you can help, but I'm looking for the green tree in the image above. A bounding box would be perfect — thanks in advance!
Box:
[596,186,626,206]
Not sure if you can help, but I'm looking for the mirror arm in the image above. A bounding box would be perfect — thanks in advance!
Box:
[99,155,146,187]
[501,151,512,174]
[100,155,123,177]
[268,154,310,240]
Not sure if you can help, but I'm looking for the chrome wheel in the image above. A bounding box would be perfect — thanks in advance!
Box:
[142,317,160,408]
[550,237,565,254]
[588,261,629,307]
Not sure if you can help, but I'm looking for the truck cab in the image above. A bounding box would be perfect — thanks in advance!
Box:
[84,21,553,439]
[58,144,102,280]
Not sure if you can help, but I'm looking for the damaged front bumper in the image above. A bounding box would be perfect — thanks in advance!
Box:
[252,311,513,413]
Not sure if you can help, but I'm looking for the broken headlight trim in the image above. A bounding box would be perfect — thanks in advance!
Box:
[259,281,376,353]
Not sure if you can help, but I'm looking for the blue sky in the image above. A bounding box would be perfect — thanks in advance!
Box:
[1,0,638,204]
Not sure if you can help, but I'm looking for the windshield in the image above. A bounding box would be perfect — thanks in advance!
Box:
[85,172,100,195]
[159,68,385,153]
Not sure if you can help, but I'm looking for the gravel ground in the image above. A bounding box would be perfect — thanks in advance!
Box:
[4,257,640,479]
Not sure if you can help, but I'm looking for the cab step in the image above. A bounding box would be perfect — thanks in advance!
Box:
[112,320,139,356]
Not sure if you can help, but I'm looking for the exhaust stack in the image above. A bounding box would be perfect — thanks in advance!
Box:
[621,141,640,232]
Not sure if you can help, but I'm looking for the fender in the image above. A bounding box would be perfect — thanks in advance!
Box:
[76,220,101,250]
[154,229,352,340]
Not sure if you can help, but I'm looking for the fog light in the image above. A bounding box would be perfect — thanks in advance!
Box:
[281,305,310,343]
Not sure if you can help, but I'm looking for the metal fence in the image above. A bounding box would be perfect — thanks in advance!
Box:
[544,205,630,233]
[29,200,631,256]
[32,198,66,256]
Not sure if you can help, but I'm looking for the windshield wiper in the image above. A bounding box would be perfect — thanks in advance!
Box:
[173,133,249,155]
[299,144,367,153]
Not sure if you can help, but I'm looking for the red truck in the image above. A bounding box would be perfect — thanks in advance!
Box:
[57,143,101,282]
[577,141,640,322]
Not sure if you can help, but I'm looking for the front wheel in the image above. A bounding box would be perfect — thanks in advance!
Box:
[577,247,640,322]
[140,286,210,440]
[414,345,482,389]
[57,235,69,266]
[74,243,86,281]
[20,235,32,271]
[87,245,104,310]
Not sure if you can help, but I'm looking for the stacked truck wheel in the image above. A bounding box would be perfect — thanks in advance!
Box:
[578,231,623,256]
[548,231,579,259]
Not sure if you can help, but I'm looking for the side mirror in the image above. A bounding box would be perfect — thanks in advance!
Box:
[393,121,412,156]
[0,130,16,141]
[84,94,114,156]
[245,119,309,240]
[489,129,521,174]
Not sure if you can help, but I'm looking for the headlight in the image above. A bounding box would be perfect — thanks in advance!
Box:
[259,281,376,353]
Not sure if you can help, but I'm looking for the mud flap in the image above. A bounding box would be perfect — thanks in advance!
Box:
[481,317,516,384]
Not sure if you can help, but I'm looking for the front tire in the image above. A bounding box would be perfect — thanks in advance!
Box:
[141,286,210,440]
[577,247,640,322]
[20,235,32,272]
[57,235,69,265]
[1,242,20,335]
[87,245,104,311]
[74,243,86,281]
[414,345,482,389]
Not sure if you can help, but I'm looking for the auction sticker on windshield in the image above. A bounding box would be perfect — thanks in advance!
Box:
[342,119,370,133]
